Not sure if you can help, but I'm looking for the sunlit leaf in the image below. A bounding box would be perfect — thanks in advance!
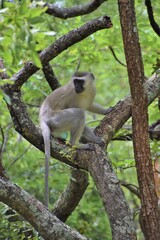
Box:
[3,93,11,105]
[30,50,42,68]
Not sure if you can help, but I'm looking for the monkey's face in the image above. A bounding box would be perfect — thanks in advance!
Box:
[73,78,85,94]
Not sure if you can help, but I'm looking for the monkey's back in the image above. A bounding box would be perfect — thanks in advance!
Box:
[40,80,96,120]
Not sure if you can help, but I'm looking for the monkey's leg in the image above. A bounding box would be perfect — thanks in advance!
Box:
[47,108,90,149]
[69,109,92,149]
[83,126,104,146]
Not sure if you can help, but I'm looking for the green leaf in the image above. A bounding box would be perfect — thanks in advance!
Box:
[19,0,28,15]
[3,93,11,105]
[30,50,42,68]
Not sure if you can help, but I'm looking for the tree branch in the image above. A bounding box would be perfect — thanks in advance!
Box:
[145,0,160,36]
[149,119,160,140]
[121,181,140,198]
[76,146,136,239]
[95,71,160,144]
[113,119,160,141]
[45,0,107,19]
[108,46,126,67]
[52,169,89,222]
[42,63,60,90]
[11,16,112,89]
[0,178,88,240]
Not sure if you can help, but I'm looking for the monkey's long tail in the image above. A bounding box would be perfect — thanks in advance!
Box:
[42,122,50,208]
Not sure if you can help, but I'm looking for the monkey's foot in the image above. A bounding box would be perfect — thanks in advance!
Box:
[74,143,95,151]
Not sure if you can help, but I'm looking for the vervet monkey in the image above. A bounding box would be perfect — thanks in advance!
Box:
[40,71,110,207]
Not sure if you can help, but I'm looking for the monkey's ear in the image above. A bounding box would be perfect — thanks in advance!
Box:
[90,73,95,80]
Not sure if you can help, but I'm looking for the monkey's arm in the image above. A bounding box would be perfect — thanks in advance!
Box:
[88,103,111,115]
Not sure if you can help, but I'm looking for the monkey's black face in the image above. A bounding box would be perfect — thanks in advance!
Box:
[73,79,85,94]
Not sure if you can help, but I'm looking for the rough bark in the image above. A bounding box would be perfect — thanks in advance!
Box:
[42,62,60,90]
[118,0,160,239]
[52,169,89,222]
[84,147,136,239]
[145,0,160,36]
[0,178,88,240]
[45,0,107,19]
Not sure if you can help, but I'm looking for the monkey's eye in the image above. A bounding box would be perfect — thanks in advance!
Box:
[73,79,84,86]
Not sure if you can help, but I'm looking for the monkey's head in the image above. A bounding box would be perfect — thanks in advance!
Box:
[72,72,95,94]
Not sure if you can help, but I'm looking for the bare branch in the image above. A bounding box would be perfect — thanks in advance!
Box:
[108,46,126,67]
[121,181,140,198]
[77,146,136,239]
[11,16,112,89]
[52,169,89,222]
[7,145,32,170]
[42,63,60,90]
[145,0,160,37]
[149,119,160,140]
[45,0,107,19]
[113,119,160,141]
[96,71,160,145]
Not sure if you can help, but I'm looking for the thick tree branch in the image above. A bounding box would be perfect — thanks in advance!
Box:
[11,16,112,89]
[149,120,160,140]
[145,0,160,36]
[42,63,60,90]
[52,169,89,222]
[96,71,160,144]
[113,119,160,141]
[45,0,107,19]
[0,178,88,240]
[118,0,160,239]
[75,146,136,239]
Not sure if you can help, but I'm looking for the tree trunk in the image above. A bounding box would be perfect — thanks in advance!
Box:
[118,0,160,239]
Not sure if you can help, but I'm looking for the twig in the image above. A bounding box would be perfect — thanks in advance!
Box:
[7,145,32,170]
[121,180,140,198]
[108,46,126,67]
[45,0,107,19]
[145,0,160,36]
